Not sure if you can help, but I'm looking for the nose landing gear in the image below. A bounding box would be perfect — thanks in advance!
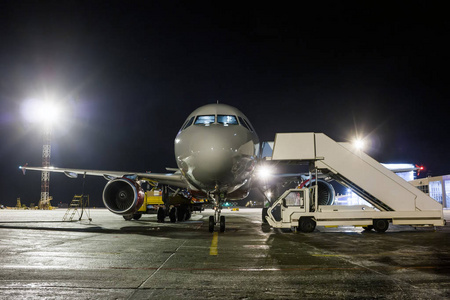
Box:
[209,192,226,233]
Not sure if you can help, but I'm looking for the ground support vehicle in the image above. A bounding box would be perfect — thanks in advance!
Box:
[266,187,444,232]
[264,133,445,232]
[123,187,204,222]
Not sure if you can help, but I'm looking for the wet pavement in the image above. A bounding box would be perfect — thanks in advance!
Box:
[0,208,449,299]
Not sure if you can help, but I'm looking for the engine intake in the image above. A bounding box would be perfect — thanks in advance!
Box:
[303,179,335,206]
[102,178,144,215]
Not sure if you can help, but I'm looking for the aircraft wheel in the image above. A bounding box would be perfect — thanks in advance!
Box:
[373,219,389,233]
[299,217,316,233]
[169,207,177,223]
[157,207,165,222]
[262,208,268,223]
[220,215,225,232]
[362,225,374,231]
[132,213,142,220]
[123,215,133,221]
[209,216,215,232]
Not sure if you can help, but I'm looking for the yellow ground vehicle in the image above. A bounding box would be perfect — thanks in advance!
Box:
[123,187,205,222]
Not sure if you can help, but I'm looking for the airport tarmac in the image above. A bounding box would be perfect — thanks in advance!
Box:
[0,208,449,299]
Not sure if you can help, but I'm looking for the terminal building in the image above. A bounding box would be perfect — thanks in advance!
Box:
[409,175,450,209]
[336,164,450,209]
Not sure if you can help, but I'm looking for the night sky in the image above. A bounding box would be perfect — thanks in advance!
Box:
[1,1,449,207]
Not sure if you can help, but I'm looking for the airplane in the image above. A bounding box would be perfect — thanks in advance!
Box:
[19,103,421,232]
[20,103,260,232]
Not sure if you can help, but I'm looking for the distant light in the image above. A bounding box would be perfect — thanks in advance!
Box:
[266,191,272,198]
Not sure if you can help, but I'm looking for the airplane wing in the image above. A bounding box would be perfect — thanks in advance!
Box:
[19,165,188,188]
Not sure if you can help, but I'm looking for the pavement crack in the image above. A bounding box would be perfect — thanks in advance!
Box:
[127,239,187,300]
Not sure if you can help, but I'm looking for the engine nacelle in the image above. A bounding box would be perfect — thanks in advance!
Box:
[102,178,145,215]
[303,179,335,206]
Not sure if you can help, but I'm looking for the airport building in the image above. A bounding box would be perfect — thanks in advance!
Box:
[409,175,450,209]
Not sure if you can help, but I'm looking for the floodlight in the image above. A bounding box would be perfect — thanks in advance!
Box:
[353,138,365,150]
[21,99,63,125]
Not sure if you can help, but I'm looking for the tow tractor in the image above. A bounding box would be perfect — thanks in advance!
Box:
[264,133,445,232]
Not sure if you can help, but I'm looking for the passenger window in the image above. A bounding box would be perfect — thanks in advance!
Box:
[238,116,251,131]
[284,191,304,208]
[195,115,215,125]
[182,116,195,130]
[217,115,238,126]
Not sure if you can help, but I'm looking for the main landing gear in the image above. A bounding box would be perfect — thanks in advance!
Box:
[209,192,225,233]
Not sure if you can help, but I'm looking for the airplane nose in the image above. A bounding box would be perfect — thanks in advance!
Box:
[192,130,235,181]
[175,125,256,191]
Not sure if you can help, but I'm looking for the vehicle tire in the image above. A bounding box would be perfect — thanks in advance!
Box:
[123,215,133,221]
[220,215,225,232]
[185,210,192,221]
[132,213,142,220]
[209,215,215,232]
[299,217,316,233]
[157,207,165,222]
[169,207,177,223]
[262,208,268,223]
[373,219,389,233]
[177,207,186,222]
[362,225,374,231]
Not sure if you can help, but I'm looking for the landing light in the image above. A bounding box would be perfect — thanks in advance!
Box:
[257,165,273,180]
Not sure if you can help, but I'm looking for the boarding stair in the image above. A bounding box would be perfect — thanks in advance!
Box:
[270,133,443,213]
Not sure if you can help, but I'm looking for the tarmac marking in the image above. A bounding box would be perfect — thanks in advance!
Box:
[209,232,219,255]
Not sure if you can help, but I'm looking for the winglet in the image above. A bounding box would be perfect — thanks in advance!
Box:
[20,163,28,175]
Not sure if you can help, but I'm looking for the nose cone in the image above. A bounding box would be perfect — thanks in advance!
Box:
[192,134,234,182]
[175,125,256,191]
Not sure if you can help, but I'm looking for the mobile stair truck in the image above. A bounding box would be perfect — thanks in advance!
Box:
[265,133,445,232]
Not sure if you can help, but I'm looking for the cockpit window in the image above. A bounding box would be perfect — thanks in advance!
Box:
[238,116,250,130]
[217,115,238,126]
[182,116,195,130]
[195,115,215,125]
[244,118,254,132]
[238,116,253,132]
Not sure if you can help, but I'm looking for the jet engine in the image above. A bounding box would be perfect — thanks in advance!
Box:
[303,179,335,206]
[102,178,145,215]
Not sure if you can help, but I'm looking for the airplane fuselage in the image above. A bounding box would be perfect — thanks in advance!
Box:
[174,104,259,200]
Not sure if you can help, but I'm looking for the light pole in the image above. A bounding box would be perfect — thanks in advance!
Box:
[21,99,62,209]
[39,121,52,209]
